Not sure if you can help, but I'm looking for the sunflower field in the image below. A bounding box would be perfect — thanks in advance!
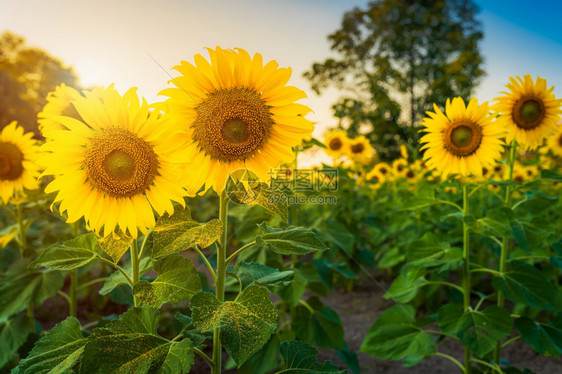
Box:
[1,42,562,374]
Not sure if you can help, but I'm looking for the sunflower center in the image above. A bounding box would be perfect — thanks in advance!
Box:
[351,143,365,154]
[380,167,388,174]
[85,128,158,198]
[329,137,343,151]
[193,87,273,162]
[444,121,482,157]
[0,142,24,181]
[513,98,545,130]
[406,170,415,179]
[558,133,562,147]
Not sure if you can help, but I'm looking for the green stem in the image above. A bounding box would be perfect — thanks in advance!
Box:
[69,269,77,317]
[470,358,503,373]
[16,203,26,255]
[298,299,315,314]
[436,199,464,212]
[432,352,466,373]
[131,239,140,307]
[501,336,520,350]
[137,230,152,259]
[470,268,502,276]
[425,280,465,294]
[462,183,472,374]
[96,256,134,286]
[494,141,517,365]
[77,277,110,291]
[194,347,214,367]
[225,241,256,266]
[194,245,216,282]
[213,190,229,374]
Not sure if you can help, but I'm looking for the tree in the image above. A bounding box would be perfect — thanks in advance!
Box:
[0,31,79,136]
[304,0,484,160]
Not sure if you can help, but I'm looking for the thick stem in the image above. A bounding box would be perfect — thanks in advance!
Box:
[131,239,140,307]
[212,190,229,374]
[462,183,472,374]
[69,269,77,317]
[494,141,517,364]
[16,203,26,255]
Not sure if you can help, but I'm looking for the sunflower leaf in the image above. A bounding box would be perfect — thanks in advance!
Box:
[133,255,201,308]
[252,223,327,255]
[14,317,86,374]
[0,259,64,321]
[0,314,31,368]
[80,306,194,374]
[277,340,346,373]
[98,233,133,264]
[153,207,222,258]
[29,233,99,270]
[190,284,277,366]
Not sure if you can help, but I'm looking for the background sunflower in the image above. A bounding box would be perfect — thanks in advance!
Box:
[0,121,41,204]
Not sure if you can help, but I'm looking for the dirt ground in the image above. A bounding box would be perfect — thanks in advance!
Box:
[318,281,562,374]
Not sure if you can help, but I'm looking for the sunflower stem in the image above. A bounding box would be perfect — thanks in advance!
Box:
[69,222,80,318]
[494,141,517,365]
[212,190,229,374]
[462,183,472,374]
[131,239,140,307]
[15,203,26,256]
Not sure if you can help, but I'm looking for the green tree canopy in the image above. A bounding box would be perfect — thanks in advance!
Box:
[0,31,79,136]
[304,0,485,160]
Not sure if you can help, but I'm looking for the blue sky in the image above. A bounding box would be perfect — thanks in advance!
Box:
[1,0,561,139]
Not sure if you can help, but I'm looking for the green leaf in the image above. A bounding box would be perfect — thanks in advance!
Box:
[15,317,86,374]
[384,269,427,303]
[0,314,31,368]
[29,233,99,270]
[230,180,289,222]
[133,255,201,308]
[0,261,64,321]
[402,185,436,210]
[98,233,133,263]
[474,208,512,238]
[253,223,327,255]
[541,168,562,182]
[190,284,277,366]
[276,267,308,306]
[406,232,462,271]
[515,316,562,356]
[438,304,512,357]
[277,340,346,373]
[360,305,435,360]
[228,261,294,289]
[153,206,222,258]
[293,298,345,350]
[492,260,556,310]
[99,257,153,296]
[313,258,357,291]
[80,306,194,374]
[322,219,355,253]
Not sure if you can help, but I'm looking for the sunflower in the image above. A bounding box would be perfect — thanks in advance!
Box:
[160,47,313,194]
[420,97,505,178]
[374,162,392,179]
[400,144,409,160]
[347,136,374,164]
[38,84,117,138]
[364,169,385,188]
[494,75,562,150]
[40,87,188,238]
[392,158,408,177]
[0,122,41,204]
[547,123,562,157]
[324,129,349,158]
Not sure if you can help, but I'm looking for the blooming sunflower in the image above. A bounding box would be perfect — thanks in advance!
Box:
[392,158,408,177]
[420,97,505,177]
[400,144,409,159]
[0,122,41,204]
[547,124,562,157]
[324,130,349,158]
[347,136,374,164]
[494,75,562,150]
[40,87,188,238]
[365,169,385,188]
[38,84,84,137]
[160,47,314,194]
[374,162,392,179]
